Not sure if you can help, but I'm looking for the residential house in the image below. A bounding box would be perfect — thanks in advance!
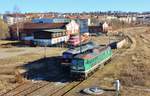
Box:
[102,22,109,32]
[118,16,137,23]
[3,14,26,25]
[32,18,89,34]
[136,15,150,24]
[66,20,79,36]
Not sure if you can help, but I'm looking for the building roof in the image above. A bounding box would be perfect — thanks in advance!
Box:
[5,14,26,17]
[64,42,99,54]
[10,22,67,30]
[74,46,109,59]
[44,29,65,33]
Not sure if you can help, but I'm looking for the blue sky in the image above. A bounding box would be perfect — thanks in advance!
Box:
[0,0,150,13]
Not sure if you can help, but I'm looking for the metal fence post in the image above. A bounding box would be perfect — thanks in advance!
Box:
[115,80,120,96]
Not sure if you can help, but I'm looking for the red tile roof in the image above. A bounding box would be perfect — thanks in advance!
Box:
[10,22,67,30]
[6,14,26,17]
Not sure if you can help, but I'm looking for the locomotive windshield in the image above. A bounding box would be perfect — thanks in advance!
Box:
[63,52,73,59]
[71,59,84,71]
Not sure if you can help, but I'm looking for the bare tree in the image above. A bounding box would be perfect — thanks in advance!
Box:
[14,5,21,40]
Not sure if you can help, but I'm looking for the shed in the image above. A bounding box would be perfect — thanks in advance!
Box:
[34,29,66,39]
[9,22,67,40]
[33,29,69,46]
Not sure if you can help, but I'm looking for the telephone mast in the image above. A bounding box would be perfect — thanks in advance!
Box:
[79,26,82,53]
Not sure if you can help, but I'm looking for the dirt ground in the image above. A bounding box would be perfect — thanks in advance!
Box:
[0,35,117,94]
[0,27,150,96]
[64,27,150,96]
[0,46,67,93]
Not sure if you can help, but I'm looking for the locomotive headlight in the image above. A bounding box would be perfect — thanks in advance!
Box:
[78,67,84,70]
[71,66,76,69]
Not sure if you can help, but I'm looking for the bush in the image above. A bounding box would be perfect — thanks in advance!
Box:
[110,19,133,30]
[0,19,10,39]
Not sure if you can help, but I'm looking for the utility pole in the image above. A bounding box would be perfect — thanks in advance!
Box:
[108,35,110,46]
[16,14,19,40]
[79,26,82,53]
[44,44,47,59]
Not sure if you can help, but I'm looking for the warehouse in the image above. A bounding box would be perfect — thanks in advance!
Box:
[9,19,89,47]
[9,22,67,40]
[33,29,69,46]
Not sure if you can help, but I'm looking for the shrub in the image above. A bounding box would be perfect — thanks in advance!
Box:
[0,19,10,39]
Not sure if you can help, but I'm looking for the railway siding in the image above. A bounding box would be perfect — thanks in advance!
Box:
[0,29,138,96]
[15,82,48,96]
[1,82,31,96]
[27,82,66,96]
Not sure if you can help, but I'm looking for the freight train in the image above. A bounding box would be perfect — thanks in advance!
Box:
[61,42,99,68]
[70,46,112,79]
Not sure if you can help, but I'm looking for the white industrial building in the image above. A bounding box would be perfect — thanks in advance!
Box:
[3,14,26,25]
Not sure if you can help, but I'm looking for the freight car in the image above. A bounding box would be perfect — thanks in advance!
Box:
[68,34,90,47]
[70,46,112,79]
[61,42,99,67]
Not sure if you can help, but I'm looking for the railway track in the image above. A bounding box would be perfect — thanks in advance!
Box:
[1,34,132,96]
[15,82,48,96]
[50,81,79,96]
[2,65,100,96]
[50,47,130,96]
[52,63,110,96]
[59,81,83,96]
[1,48,123,96]
[51,58,116,96]
[0,83,25,96]
[23,79,83,96]
[1,80,48,96]
[1,82,32,96]
[1,49,121,96]
[1,74,67,96]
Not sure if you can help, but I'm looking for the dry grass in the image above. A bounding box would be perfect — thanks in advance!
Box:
[96,51,150,96]
[0,47,66,93]
[119,63,149,87]
[145,27,150,33]
[93,27,150,96]
[0,27,149,95]
[0,40,19,45]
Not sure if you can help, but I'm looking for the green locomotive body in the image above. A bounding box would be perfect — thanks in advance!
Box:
[70,46,112,78]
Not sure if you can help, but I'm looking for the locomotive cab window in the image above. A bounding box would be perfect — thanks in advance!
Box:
[77,60,84,70]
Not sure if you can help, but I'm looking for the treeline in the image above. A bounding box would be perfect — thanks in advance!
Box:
[110,19,133,30]
[42,11,150,16]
